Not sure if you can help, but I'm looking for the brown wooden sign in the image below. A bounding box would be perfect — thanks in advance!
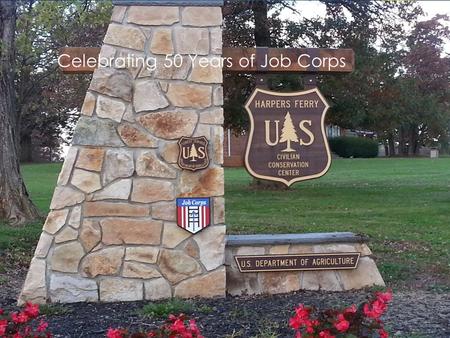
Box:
[244,87,331,186]
[235,253,360,273]
[58,47,354,74]
[177,136,210,171]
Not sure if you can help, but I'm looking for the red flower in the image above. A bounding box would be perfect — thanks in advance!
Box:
[147,332,157,337]
[38,320,49,332]
[0,319,7,336]
[294,305,310,320]
[13,333,23,338]
[344,304,357,314]
[334,314,350,332]
[24,302,40,318]
[295,332,302,338]
[318,330,335,338]
[0,308,4,315]
[11,312,29,324]
[289,316,302,330]
[170,318,186,333]
[377,291,393,304]
[106,328,125,338]
[379,328,389,338]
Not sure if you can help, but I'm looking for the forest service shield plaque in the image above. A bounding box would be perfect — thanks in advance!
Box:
[177,136,210,171]
[244,87,331,186]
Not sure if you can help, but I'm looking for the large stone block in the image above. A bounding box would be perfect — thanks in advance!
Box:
[55,226,78,244]
[134,81,169,113]
[144,278,172,300]
[152,201,176,221]
[76,147,105,172]
[138,111,198,140]
[79,220,101,252]
[213,197,225,224]
[52,242,85,273]
[96,95,126,122]
[81,92,96,116]
[123,262,161,279]
[162,222,191,248]
[57,147,78,185]
[259,272,301,294]
[84,202,149,217]
[160,142,179,164]
[189,58,223,84]
[50,187,84,210]
[43,209,69,234]
[199,108,224,125]
[103,149,134,184]
[210,28,222,54]
[131,178,175,203]
[181,7,222,27]
[100,278,143,302]
[104,23,146,51]
[118,123,158,148]
[166,83,212,109]
[68,205,82,228]
[159,249,202,284]
[174,27,209,55]
[71,169,102,194]
[150,28,173,55]
[338,257,385,290]
[101,218,162,245]
[92,179,132,201]
[154,56,191,80]
[81,247,124,277]
[194,226,225,271]
[72,117,124,147]
[125,246,159,264]
[49,275,98,303]
[34,233,53,258]
[89,68,133,102]
[127,6,179,25]
[136,151,177,178]
[179,167,224,197]
[18,258,47,304]
[174,267,225,298]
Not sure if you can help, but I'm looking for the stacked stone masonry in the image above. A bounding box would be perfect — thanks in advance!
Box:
[226,242,385,296]
[19,4,225,304]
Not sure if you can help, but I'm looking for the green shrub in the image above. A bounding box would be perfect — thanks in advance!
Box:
[328,136,379,158]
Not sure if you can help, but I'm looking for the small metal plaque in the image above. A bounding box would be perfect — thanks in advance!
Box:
[177,136,210,171]
[176,197,211,234]
[235,253,360,273]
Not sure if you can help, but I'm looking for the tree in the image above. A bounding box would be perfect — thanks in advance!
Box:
[15,0,112,162]
[189,144,199,161]
[0,0,40,225]
[279,112,298,152]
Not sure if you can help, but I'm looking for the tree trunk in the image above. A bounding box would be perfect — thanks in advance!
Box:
[20,133,33,162]
[250,0,287,190]
[387,134,395,157]
[0,0,40,226]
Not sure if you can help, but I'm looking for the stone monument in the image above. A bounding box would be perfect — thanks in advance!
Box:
[19,0,226,304]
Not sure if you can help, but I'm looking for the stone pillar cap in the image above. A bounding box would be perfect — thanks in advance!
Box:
[113,0,223,6]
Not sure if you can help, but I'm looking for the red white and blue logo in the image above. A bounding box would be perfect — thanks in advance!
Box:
[176,197,211,234]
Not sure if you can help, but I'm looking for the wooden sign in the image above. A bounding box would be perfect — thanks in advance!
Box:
[58,47,354,74]
[177,136,210,171]
[235,253,360,273]
[244,87,331,186]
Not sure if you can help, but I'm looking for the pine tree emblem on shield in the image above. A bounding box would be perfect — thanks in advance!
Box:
[244,87,331,186]
[177,136,210,171]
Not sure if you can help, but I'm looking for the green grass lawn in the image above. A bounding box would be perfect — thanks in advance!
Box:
[1,158,449,289]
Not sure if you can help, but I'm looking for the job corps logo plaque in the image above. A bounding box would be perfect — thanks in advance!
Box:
[177,136,210,171]
[245,87,331,186]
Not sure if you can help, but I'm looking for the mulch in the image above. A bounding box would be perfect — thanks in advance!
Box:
[1,270,449,338]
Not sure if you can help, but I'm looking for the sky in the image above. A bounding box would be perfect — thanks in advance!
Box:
[281,1,450,53]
